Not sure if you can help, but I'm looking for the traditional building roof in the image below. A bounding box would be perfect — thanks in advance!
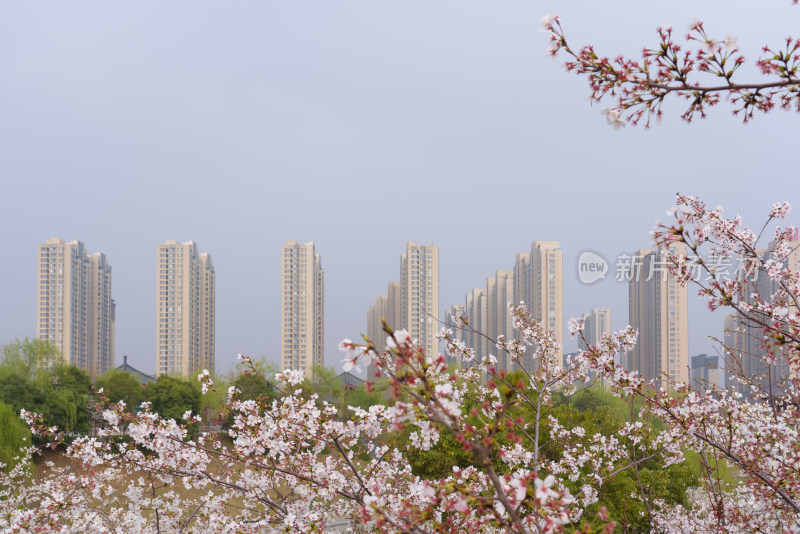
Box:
[337,371,365,390]
[117,355,156,385]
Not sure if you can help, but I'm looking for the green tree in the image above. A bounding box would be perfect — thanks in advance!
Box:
[550,386,701,533]
[0,338,60,416]
[44,365,92,434]
[142,375,201,422]
[1,337,61,369]
[0,399,31,472]
[0,338,93,438]
[388,424,479,480]
[95,368,143,409]
[231,372,276,403]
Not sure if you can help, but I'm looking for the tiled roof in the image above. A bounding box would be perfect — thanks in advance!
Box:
[116,355,156,385]
[337,371,364,389]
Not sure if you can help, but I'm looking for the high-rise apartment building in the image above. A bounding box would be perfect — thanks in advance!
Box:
[725,239,800,396]
[366,293,388,379]
[365,243,439,373]
[366,281,405,378]
[447,271,515,371]
[281,241,324,378]
[387,281,402,331]
[487,270,514,371]
[156,241,215,377]
[367,295,389,348]
[37,238,114,377]
[464,287,487,365]
[443,304,467,367]
[367,283,402,346]
[627,246,688,390]
[577,308,612,351]
[399,242,440,357]
[513,252,531,313]
[444,241,562,374]
[511,241,563,370]
[531,241,563,349]
[690,353,724,390]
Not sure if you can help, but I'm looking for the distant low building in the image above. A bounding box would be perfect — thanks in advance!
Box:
[117,355,155,385]
[337,371,364,390]
[690,353,724,390]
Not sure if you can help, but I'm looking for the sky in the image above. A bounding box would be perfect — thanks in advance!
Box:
[1,1,799,376]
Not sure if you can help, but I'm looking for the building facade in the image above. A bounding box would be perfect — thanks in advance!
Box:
[531,241,563,351]
[365,243,439,377]
[486,270,514,371]
[443,241,562,374]
[725,239,800,396]
[443,304,467,367]
[577,308,612,351]
[399,242,440,357]
[281,241,324,378]
[627,246,689,391]
[37,238,115,378]
[366,293,389,378]
[464,286,488,365]
[511,241,563,371]
[156,241,215,377]
[690,353,724,390]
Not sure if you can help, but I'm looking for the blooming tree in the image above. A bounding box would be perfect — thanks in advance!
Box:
[541,11,800,126]
[2,195,799,533]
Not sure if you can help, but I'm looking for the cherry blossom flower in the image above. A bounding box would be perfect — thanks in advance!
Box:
[601,108,625,130]
[540,13,557,33]
[701,38,723,56]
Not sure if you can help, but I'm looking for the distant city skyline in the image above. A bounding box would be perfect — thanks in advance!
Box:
[2,1,797,376]
[445,240,562,374]
[22,233,799,385]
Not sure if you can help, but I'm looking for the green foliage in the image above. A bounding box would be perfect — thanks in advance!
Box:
[218,360,279,428]
[43,365,92,434]
[389,425,479,480]
[1,338,61,369]
[308,365,346,406]
[232,372,276,403]
[195,371,231,424]
[142,375,201,422]
[555,386,701,533]
[296,365,389,420]
[0,338,93,438]
[345,382,387,412]
[386,380,479,480]
[0,399,31,472]
[95,368,144,410]
[384,378,700,531]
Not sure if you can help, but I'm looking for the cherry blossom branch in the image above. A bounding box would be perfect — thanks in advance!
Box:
[542,13,800,126]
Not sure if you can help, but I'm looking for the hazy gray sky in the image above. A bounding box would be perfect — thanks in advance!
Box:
[1,1,798,375]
